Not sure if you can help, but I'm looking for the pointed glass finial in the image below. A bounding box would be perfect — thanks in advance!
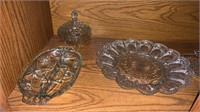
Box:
[57,10,91,46]
[71,10,78,22]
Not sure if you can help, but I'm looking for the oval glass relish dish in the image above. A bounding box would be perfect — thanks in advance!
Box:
[96,39,194,95]
[18,46,82,105]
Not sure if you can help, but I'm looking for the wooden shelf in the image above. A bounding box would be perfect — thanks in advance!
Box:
[8,36,199,111]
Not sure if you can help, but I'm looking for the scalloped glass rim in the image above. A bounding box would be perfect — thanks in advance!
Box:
[96,39,194,95]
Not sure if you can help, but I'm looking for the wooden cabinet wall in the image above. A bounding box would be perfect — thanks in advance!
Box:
[0,1,53,98]
[50,0,199,42]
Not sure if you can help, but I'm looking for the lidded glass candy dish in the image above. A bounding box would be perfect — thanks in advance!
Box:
[96,39,194,95]
[57,10,91,46]
[18,46,82,105]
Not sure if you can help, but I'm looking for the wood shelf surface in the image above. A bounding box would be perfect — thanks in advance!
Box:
[8,37,199,112]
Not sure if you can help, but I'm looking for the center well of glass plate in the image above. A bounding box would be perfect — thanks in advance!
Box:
[117,53,166,84]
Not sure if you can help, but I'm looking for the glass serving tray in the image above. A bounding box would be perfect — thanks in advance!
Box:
[18,46,82,105]
[96,40,194,95]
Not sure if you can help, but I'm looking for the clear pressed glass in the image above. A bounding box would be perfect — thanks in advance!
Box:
[182,51,199,79]
[18,46,82,105]
[96,40,194,95]
[57,10,91,46]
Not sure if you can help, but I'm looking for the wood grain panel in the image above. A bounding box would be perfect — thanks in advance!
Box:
[8,37,199,111]
[0,1,53,97]
[190,94,200,112]
[50,0,199,42]
[0,83,11,112]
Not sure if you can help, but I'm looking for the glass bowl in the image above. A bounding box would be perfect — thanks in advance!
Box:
[96,40,194,95]
[18,46,82,105]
